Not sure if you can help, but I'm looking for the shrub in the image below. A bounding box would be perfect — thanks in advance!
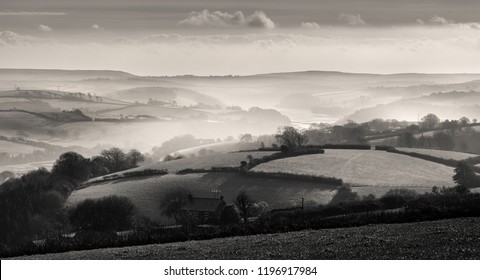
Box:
[69,195,136,232]
[380,189,418,209]
[329,186,359,205]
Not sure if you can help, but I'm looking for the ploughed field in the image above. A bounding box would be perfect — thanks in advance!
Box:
[14,217,480,259]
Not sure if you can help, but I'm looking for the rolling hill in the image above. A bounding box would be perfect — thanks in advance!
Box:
[251,149,455,196]
[109,87,225,107]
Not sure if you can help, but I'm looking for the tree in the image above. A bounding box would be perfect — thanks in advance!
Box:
[453,161,479,188]
[160,189,189,223]
[420,113,440,131]
[51,152,91,182]
[275,126,307,150]
[126,149,145,167]
[397,132,415,148]
[220,205,241,225]
[329,186,359,205]
[240,134,253,142]
[69,195,136,231]
[234,191,255,223]
[100,147,127,172]
[432,131,454,150]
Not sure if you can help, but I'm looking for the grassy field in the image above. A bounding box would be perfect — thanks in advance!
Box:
[0,140,42,155]
[13,217,480,259]
[70,172,336,223]
[97,151,275,178]
[251,149,455,191]
[396,148,478,161]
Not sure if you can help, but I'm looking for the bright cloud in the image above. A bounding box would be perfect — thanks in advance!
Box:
[178,9,276,29]
[301,22,321,28]
[339,13,366,26]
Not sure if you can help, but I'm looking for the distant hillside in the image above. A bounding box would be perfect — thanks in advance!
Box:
[109,87,225,107]
[345,91,480,122]
[0,69,135,81]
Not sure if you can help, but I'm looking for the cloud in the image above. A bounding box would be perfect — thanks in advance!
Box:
[38,24,52,32]
[416,15,480,29]
[301,22,321,29]
[0,31,42,45]
[339,13,366,26]
[428,15,455,25]
[0,11,66,16]
[178,9,275,29]
[92,24,102,30]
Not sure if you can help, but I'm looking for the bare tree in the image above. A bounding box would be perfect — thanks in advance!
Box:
[234,191,255,223]
[275,126,307,150]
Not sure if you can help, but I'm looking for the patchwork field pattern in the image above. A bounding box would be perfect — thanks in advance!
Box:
[70,172,337,222]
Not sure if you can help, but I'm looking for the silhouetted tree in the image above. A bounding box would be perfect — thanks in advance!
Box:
[235,191,255,223]
[126,149,145,167]
[453,161,479,188]
[161,188,189,223]
[420,113,440,130]
[275,126,307,150]
[69,195,136,231]
[220,205,241,225]
[329,186,359,205]
[51,152,91,182]
[100,147,127,172]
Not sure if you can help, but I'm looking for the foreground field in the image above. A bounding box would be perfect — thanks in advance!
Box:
[14,217,480,259]
[396,148,478,161]
[252,149,455,189]
[70,173,336,222]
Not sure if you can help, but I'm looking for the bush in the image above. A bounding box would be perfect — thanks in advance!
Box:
[69,196,136,232]
[329,186,359,205]
[380,189,418,209]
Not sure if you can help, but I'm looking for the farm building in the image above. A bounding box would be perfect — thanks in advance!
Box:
[182,193,226,224]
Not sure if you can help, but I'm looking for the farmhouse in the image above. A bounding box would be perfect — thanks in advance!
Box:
[182,193,226,224]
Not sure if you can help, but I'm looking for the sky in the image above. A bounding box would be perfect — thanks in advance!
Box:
[1,0,480,75]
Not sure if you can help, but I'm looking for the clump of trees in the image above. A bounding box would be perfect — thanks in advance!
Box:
[69,195,136,232]
[453,161,480,189]
[275,126,307,150]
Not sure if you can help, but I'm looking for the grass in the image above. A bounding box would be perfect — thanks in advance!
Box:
[12,217,480,259]
[97,151,276,178]
[396,148,478,161]
[251,150,455,189]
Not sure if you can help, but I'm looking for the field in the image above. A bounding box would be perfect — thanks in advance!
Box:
[13,217,480,259]
[396,148,478,161]
[70,172,336,222]
[251,149,455,192]
[98,151,275,179]
[0,140,41,155]
[173,141,259,156]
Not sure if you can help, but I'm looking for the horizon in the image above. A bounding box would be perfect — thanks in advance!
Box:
[3,67,480,78]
